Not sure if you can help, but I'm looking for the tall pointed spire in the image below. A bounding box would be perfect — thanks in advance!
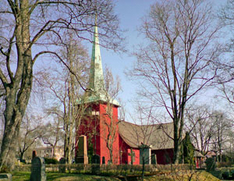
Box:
[88,16,105,93]
[84,16,119,106]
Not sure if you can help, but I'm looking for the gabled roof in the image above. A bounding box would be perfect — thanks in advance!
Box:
[118,121,174,150]
[194,151,205,157]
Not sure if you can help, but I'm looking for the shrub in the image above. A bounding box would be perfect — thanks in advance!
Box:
[205,158,216,172]
[0,165,10,173]
[44,157,58,164]
[216,162,232,168]
[231,170,234,178]
[222,171,229,179]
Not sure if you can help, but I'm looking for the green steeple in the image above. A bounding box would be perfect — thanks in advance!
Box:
[84,24,119,106]
[88,24,104,93]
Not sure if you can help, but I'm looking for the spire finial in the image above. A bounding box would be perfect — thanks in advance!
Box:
[95,12,97,27]
[94,0,98,27]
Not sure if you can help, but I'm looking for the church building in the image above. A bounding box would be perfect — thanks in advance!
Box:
[75,24,174,165]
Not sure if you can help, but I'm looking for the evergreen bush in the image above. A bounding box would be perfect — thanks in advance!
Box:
[44,157,59,164]
[205,158,216,172]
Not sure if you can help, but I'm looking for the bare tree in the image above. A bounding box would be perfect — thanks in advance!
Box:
[40,119,64,158]
[18,113,44,161]
[224,130,234,162]
[0,0,123,169]
[185,105,233,162]
[185,105,213,155]
[119,103,174,180]
[36,34,90,164]
[219,0,234,26]
[130,0,221,163]
[210,111,232,162]
[62,36,90,164]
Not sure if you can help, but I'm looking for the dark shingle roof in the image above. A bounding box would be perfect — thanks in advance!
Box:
[118,121,174,150]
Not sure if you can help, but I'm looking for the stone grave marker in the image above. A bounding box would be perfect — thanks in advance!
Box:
[0,173,12,181]
[75,135,88,164]
[30,157,46,181]
[129,148,135,172]
[102,156,105,165]
[91,154,100,175]
[91,154,100,164]
[139,144,151,164]
[151,154,157,165]
[59,157,66,173]
[32,150,37,159]
[128,148,135,165]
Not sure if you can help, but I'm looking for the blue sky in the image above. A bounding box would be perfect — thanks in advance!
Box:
[98,0,156,115]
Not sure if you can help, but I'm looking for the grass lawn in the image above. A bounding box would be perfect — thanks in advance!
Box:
[12,171,220,181]
[12,172,121,181]
[153,170,221,181]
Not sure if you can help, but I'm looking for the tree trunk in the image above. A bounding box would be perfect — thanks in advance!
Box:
[0,67,32,170]
[64,125,72,164]
[0,119,20,170]
[0,0,33,168]
[110,148,113,164]
[173,136,180,164]
[20,151,24,162]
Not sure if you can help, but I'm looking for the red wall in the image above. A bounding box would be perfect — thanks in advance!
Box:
[76,103,174,165]
[76,103,120,164]
[119,135,140,165]
[152,149,174,164]
[99,104,119,164]
[76,104,100,156]
[119,135,173,165]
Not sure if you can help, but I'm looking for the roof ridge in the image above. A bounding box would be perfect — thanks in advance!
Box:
[119,120,173,127]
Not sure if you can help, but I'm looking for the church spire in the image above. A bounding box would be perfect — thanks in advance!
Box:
[85,17,119,106]
[88,19,105,93]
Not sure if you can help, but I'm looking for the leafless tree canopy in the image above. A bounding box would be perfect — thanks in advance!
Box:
[0,0,123,170]
[130,0,222,163]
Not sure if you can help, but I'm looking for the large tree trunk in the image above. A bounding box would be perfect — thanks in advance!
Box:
[0,117,21,170]
[0,0,32,170]
[64,121,73,164]
[0,75,32,170]
[173,120,180,164]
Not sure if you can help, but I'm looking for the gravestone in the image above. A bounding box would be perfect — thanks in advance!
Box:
[128,148,135,165]
[30,157,46,181]
[0,173,12,181]
[151,154,157,165]
[75,135,88,164]
[92,154,100,164]
[102,156,105,165]
[139,144,151,164]
[128,148,135,172]
[59,157,66,173]
[32,150,37,159]
[91,154,100,175]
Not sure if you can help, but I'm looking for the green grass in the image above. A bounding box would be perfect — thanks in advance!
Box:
[12,172,30,181]
[12,171,220,181]
[12,172,121,181]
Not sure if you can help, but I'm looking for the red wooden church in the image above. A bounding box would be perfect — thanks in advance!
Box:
[75,25,174,165]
